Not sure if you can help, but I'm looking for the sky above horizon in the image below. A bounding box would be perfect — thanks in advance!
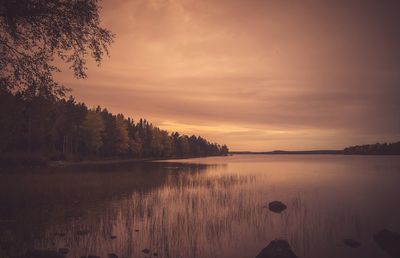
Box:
[56,0,400,151]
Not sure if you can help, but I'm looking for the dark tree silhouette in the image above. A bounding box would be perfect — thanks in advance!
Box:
[0,92,229,165]
[343,142,400,155]
[0,0,113,96]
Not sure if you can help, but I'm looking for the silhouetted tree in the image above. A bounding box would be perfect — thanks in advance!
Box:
[81,109,104,153]
[343,142,400,155]
[115,114,129,154]
[0,0,113,96]
[220,145,229,155]
[99,108,118,156]
[51,97,87,155]
[0,90,24,151]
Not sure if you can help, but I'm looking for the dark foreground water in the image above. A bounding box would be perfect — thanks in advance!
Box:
[1,155,400,258]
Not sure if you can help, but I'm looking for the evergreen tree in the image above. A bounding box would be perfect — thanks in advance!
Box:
[115,114,129,154]
[81,109,104,154]
[0,93,230,163]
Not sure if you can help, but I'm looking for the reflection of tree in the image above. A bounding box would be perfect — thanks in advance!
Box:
[1,160,393,258]
[0,162,216,257]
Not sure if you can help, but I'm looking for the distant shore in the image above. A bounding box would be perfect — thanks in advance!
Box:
[231,150,343,155]
[231,141,400,155]
[231,151,400,155]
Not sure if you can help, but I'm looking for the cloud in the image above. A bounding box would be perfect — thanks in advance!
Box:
[56,0,400,150]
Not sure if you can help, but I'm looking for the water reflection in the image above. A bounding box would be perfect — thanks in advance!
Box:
[1,155,400,258]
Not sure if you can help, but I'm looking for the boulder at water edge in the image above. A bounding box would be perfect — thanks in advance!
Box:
[256,240,298,258]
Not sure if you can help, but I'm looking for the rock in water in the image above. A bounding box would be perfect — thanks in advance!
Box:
[256,240,298,258]
[373,229,400,258]
[344,239,361,248]
[268,201,287,213]
[142,249,151,254]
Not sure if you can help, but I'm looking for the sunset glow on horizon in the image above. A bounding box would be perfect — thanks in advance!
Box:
[56,0,400,151]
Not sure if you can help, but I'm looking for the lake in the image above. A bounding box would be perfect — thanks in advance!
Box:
[1,155,400,258]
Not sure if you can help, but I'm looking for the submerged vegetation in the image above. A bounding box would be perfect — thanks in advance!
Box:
[0,90,229,165]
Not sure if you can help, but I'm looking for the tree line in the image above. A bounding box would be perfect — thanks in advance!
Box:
[0,90,229,162]
[0,1,229,165]
[343,141,400,155]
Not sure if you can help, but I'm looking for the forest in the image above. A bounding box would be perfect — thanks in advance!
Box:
[0,0,227,166]
[0,90,229,165]
[343,141,400,155]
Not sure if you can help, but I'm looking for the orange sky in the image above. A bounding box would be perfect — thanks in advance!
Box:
[56,0,400,151]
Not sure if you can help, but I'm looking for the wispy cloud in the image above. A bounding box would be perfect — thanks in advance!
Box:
[56,0,400,151]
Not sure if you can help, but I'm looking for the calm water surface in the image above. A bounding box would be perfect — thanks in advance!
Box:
[1,155,400,258]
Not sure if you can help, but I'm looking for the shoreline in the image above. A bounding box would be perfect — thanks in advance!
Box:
[2,152,399,170]
[48,158,156,167]
[49,155,227,167]
[0,155,226,170]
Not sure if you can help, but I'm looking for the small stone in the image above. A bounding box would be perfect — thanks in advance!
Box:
[344,239,361,248]
[153,252,158,256]
[110,235,117,239]
[256,240,298,258]
[142,249,150,254]
[268,201,287,213]
[134,229,139,232]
